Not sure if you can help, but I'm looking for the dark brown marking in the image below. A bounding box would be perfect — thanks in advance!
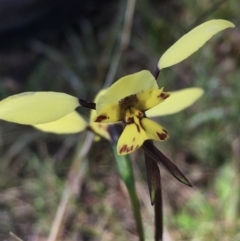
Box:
[78,99,96,109]
[125,116,134,124]
[120,144,134,154]
[157,131,168,140]
[119,94,138,110]
[133,137,135,142]
[96,115,108,122]
[158,92,170,100]
[137,111,144,118]
[135,123,140,133]
[153,67,160,80]
[120,145,127,154]
[162,129,168,134]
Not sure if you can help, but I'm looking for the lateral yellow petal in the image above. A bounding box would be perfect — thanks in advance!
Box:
[136,88,170,111]
[90,122,110,140]
[141,118,168,141]
[34,111,87,134]
[88,89,110,140]
[94,103,122,123]
[159,20,235,69]
[146,87,204,117]
[0,92,79,125]
[117,116,147,155]
[96,70,158,112]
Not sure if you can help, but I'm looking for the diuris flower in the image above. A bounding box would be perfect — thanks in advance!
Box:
[93,19,234,155]
[0,19,234,241]
[93,71,167,154]
[0,19,233,130]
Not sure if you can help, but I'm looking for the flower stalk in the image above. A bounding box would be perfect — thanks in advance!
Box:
[109,124,144,241]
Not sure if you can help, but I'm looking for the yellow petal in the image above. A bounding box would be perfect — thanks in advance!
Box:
[146,87,203,117]
[90,122,110,140]
[91,89,120,123]
[94,103,122,123]
[90,89,107,122]
[96,70,158,112]
[141,118,168,141]
[88,89,110,140]
[159,20,235,69]
[136,88,170,111]
[117,116,168,155]
[34,111,87,134]
[117,116,147,155]
[0,92,79,125]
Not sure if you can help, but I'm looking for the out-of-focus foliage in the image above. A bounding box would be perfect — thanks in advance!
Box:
[0,0,239,240]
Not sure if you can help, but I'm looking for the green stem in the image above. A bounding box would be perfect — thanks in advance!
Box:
[112,147,144,241]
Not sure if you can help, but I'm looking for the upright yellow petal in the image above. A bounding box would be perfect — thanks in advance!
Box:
[159,20,234,69]
[146,87,203,117]
[34,111,87,134]
[117,116,147,155]
[96,70,158,112]
[0,92,79,125]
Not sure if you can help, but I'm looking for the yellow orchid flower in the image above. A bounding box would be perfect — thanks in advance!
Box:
[0,19,233,140]
[94,70,203,155]
[94,19,234,154]
[0,83,202,143]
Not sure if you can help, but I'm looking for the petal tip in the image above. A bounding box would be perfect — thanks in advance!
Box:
[118,144,134,155]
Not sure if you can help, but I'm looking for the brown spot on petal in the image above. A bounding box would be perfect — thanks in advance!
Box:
[120,144,134,154]
[157,131,168,140]
[162,129,168,134]
[135,123,140,133]
[96,115,108,122]
[159,92,170,100]
[120,145,127,154]
[125,116,134,124]
[119,94,138,110]
[137,111,144,118]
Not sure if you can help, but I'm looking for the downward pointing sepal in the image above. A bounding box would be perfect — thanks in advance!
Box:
[143,141,192,187]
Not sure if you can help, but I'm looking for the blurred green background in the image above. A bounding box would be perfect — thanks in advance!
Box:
[0,0,240,240]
